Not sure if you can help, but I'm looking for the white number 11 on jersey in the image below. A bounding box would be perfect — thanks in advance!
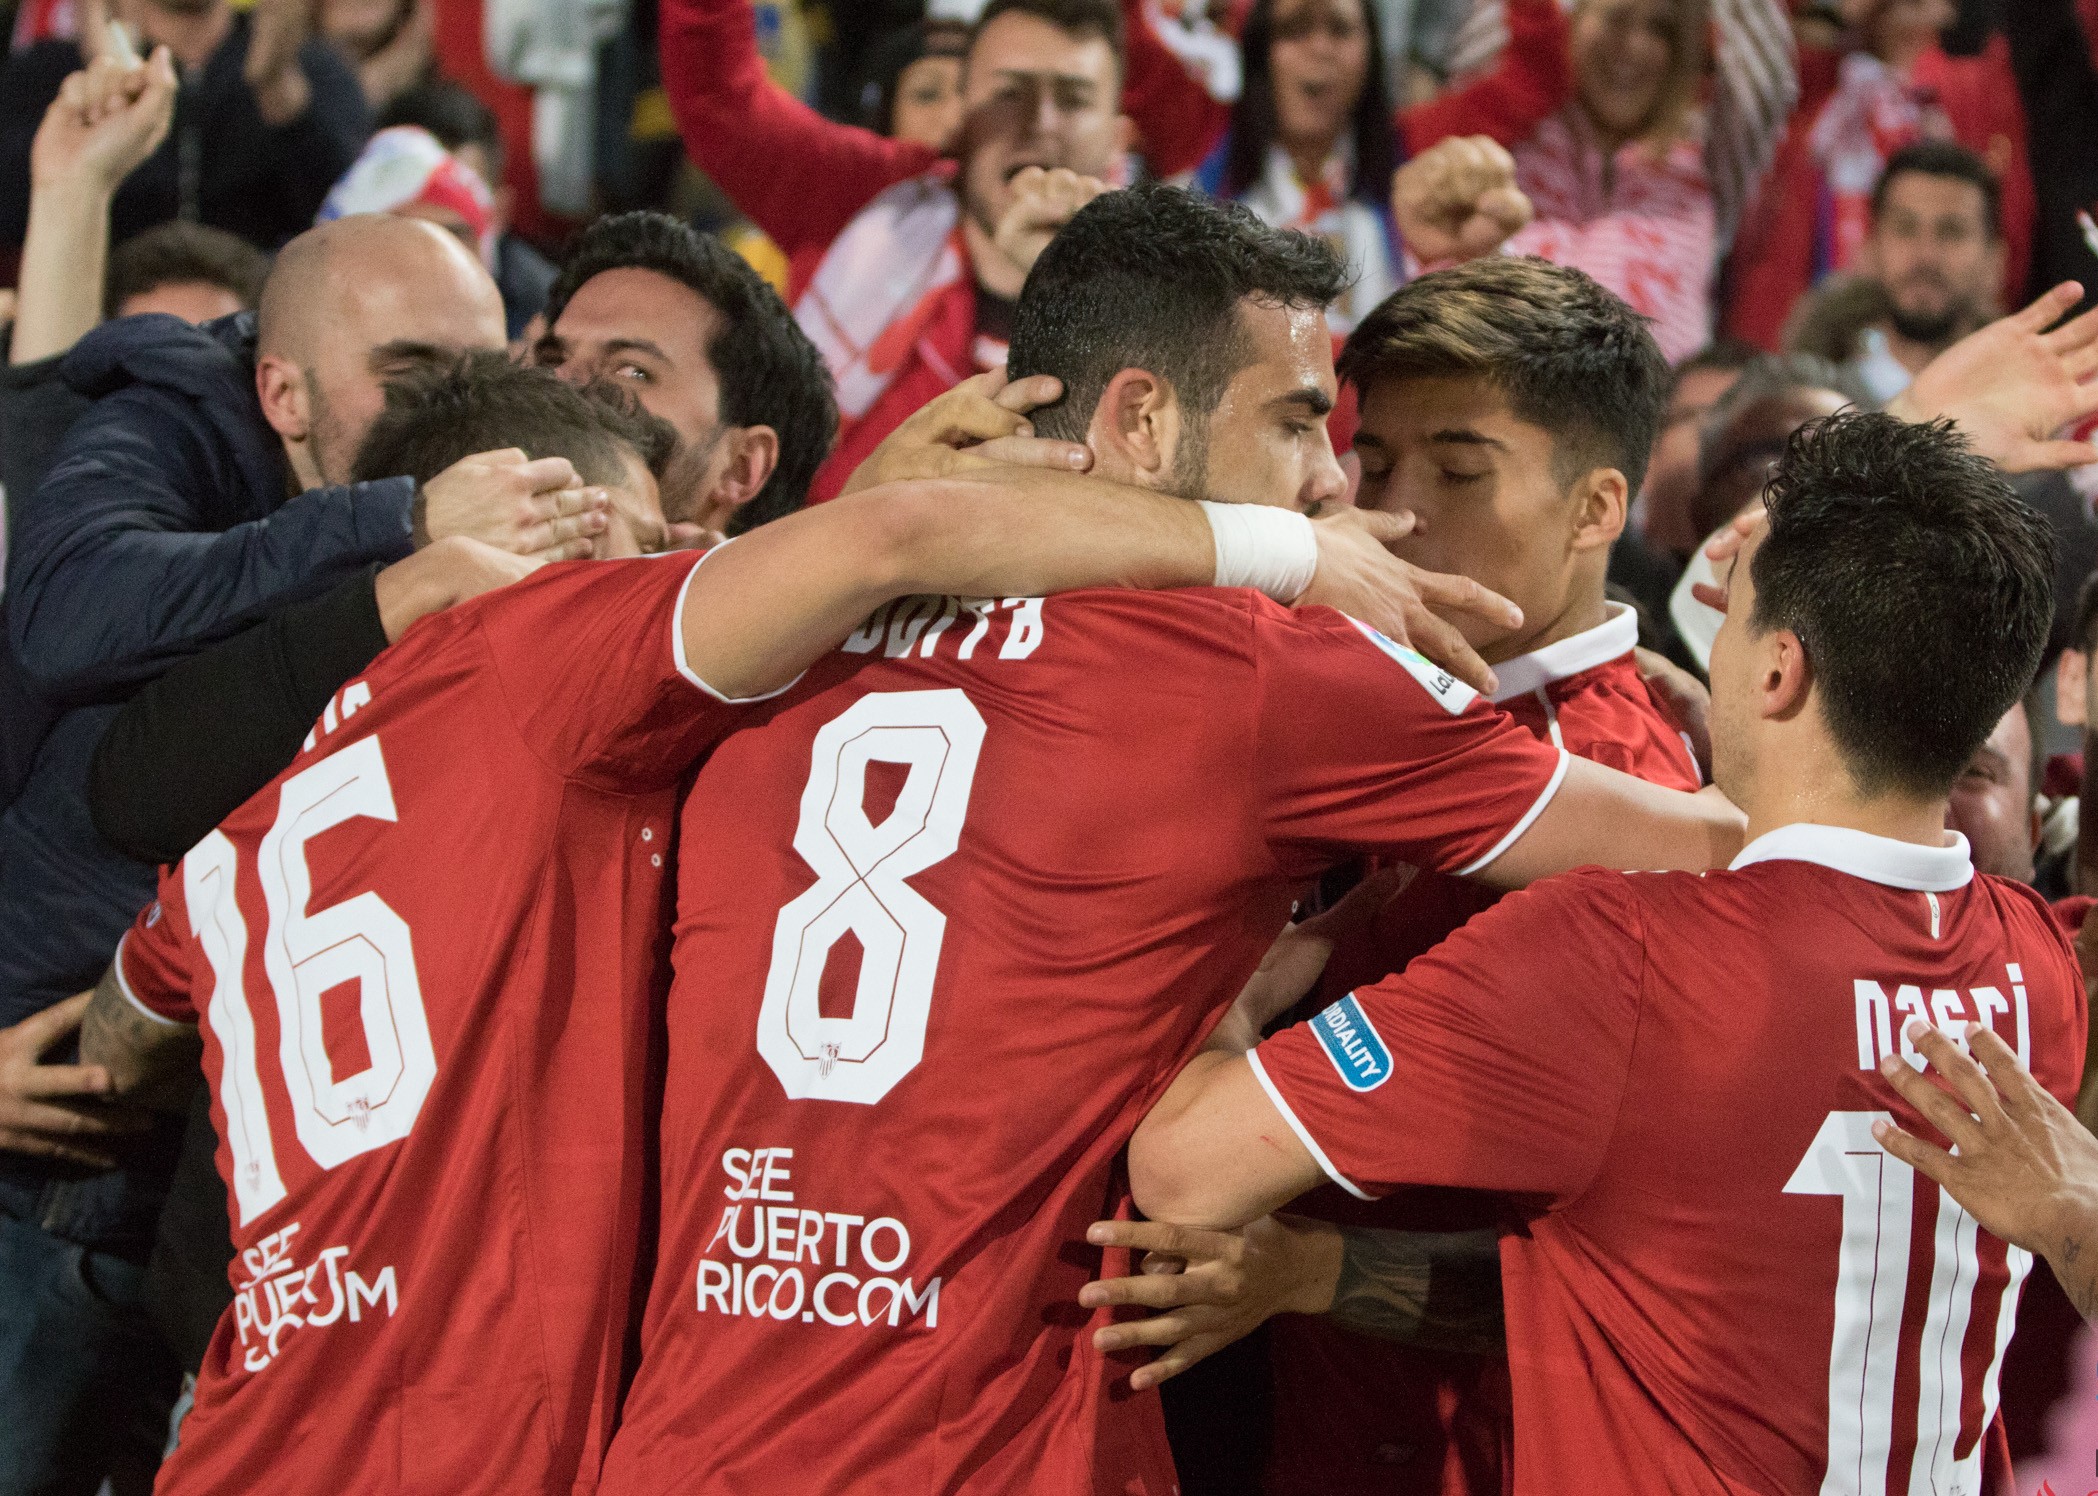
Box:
[757,690,986,1105]
[1786,1110,2030,1494]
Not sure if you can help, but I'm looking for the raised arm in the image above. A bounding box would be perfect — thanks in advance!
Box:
[658,0,934,258]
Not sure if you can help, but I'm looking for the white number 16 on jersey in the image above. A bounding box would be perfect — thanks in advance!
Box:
[757,690,985,1105]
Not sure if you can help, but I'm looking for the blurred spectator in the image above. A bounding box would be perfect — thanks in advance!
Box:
[0,0,373,254]
[1781,270,1891,361]
[658,0,1124,502]
[318,0,435,112]
[1836,141,2004,401]
[1500,0,1795,364]
[105,220,268,323]
[1947,686,2045,883]
[1637,339,1759,561]
[1726,0,2034,350]
[376,81,558,339]
[1139,0,1567,328]
[854,19,971,149]
[1687,352,1866,542]
[2003,0,2098,316]
[485,0,628,217]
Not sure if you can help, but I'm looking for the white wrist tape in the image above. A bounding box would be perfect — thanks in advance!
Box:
[1199,501,1319,603]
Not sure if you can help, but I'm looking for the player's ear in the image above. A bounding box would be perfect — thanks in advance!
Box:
[1569,467,1627,553]
[1089,368,1179,485]
[255,355,310,445]
[691,426,779,534]
[1759,628,1812,721]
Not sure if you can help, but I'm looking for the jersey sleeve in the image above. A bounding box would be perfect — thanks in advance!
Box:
[1250,868,1645,1204]
[474,549,766,795]
[1253,607,1570,881]
[114,873,198,1027]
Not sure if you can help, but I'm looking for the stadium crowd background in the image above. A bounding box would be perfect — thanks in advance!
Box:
[4,0,2098,1492]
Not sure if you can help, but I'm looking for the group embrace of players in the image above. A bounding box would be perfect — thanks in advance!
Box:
[69,181,2098,1494]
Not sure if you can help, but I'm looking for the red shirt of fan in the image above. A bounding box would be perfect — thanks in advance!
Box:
[1254,826,2087,1495]
[1275,604,1701,1496]
[597,589,1571,1496]
[116,553,735,1496]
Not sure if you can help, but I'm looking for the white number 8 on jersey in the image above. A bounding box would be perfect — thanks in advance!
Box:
[757,690,985,1105]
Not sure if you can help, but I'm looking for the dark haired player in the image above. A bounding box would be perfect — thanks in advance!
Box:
[596,185,1742,1496]
[1129,412,2084,1494]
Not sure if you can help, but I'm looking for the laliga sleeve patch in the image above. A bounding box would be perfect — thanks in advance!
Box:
[1345,618,1477,715]
[1312,994,1394,1092]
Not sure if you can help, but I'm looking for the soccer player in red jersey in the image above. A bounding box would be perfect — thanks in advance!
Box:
[1269,257,1706,1496]
[595,185,1745,1496]
[65,337,1460,1493]
[1128,410,2085,1495]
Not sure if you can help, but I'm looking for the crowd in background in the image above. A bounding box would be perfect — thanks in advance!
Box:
[2,0,2098,1492]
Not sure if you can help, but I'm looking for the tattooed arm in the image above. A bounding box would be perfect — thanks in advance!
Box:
[78,964,201,1112]
[1078,1215,1504,1388]
[1875,1021,2098,1323]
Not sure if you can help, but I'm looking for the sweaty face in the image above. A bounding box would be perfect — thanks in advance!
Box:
[893,55,965,151]
[302,235,507,485]
[1571,0,1681,144]
[537,269,729,523]
[1268,0,1371,157]
[117,279,245,325]
[957,14,1124,234]
[1353,375,1582,659]
[1185,299,1348,511]
[1869,172,1998,347]
[1946,699,2038,882]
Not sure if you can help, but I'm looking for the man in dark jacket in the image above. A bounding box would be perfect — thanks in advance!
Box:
[0,0,370,254]
[0,213,602,1495]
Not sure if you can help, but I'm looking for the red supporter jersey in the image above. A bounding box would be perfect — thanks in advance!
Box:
[597,588,1571,1496]
[116,553,736,1496]
[1254,825,2087,1495]
[1276,604,1701,1496]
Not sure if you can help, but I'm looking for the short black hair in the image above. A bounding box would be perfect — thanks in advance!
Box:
[351,350,677,490]
[1749,412,2054,798]
[1871,139,2002,242]
[1338,257,1670,492]
[378,81,503,177]
[542,212,836,533]
[975,0,1124,64]
[105,221,270,320]
[1008,183,1346,448]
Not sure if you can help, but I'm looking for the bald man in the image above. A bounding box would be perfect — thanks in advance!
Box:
[0,214,598,1491]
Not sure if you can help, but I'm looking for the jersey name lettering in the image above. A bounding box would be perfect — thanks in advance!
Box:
[843,596,1045,664]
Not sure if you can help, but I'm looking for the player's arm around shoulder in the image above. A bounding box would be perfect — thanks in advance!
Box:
[1469,757,1745,891]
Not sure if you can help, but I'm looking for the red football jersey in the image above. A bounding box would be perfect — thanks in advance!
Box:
[597,589,1570,1496]
[1254,825,2088,1495]
[116,553,736,1496]
[1275,605,1701,1496]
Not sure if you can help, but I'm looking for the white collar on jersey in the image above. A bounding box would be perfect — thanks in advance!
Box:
[1489,602,1640,704]
[1728,823,1975,892]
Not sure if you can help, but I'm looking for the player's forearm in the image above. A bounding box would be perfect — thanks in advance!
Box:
[1474,760,1745,890]
[11,176,111,365]
[680,476,1222,700]
[78,966,199,1109]
[1325,1224,1506,1353]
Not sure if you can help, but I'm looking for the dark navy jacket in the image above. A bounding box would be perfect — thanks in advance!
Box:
[0,311,415,1252]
